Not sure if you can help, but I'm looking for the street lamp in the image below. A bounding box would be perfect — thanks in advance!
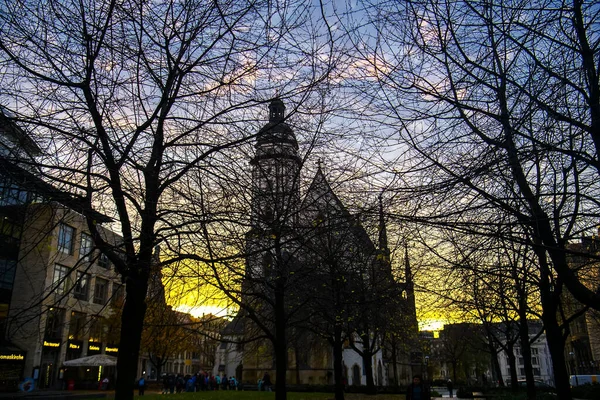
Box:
[424,356,430,382]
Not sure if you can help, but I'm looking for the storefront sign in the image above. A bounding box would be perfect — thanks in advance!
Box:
[87,342,102,354]
[105,346,118,354]
[0,353,24,361]
[67,340,83,351]
[43,341,60,348]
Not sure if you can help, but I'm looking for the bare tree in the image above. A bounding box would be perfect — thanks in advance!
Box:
[0,0,339,398]
[336,1,600,398]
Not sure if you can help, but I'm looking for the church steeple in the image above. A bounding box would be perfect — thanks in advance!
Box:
[250,98,301,231]
[404,242,412,285]
[377,192,392,277]
[404,241,418,327]
[378,192,390,260]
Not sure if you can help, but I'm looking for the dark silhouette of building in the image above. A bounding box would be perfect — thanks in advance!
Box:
[217,99,418,386]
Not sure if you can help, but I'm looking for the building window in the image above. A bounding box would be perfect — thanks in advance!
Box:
[111,284,124,305]
[45,308,65,340]
[93,278,108,304]
[0,184,28,206]
[531,348,538,355]
[73,272,90,301]
[531,356,539,365]
[58,224,75,255]
[53,264,70,295]
[98,252,110,269]
[69,311,86,340]
[79,233,93,261]
[533,368,541,376]
[0,260,16,290]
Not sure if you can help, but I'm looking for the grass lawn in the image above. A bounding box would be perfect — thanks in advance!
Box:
[130,392,406,400]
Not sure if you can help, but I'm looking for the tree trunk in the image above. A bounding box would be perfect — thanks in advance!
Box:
[452,361,457,383]
[115,275,148,400]
[333,325,345,400]
[274,275,287,400]
[360,332,376,394]
[486,334,503,387]
[542,307,571,399]
[535,241,572,400]
[517,317,536,400]
[506,343,518,392]
[294,345,300,385]
[391,337,399,389]
[362,349,375,394]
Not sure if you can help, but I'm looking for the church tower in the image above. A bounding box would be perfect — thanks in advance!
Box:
[250,99,301,231]
[247,99,302,278]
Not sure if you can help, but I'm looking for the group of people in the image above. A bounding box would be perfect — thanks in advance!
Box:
[160,372,239,394]
[405,375,454,400]
[257,372,272,391]
[134,371,450,399]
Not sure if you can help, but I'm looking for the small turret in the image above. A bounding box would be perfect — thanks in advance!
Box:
[378,192,390,261]
[269,98,285,123]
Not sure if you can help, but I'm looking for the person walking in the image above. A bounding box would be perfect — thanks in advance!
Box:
[406,375,431,400]
[137,376,146,396]
[262,372,272,392]
[447,379,454,398]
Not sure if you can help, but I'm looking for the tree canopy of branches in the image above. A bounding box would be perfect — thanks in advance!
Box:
[336,1,600,398]
[0,0,340,398]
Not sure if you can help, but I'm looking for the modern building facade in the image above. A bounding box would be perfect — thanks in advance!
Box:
[0,112,124,390]
[563,233,600,376]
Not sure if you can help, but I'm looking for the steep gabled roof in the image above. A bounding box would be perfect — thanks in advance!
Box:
[300,165,375,253]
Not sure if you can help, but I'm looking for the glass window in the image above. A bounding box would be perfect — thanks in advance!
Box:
[0,183,28,206]
[69,311,86,340]
[53,264,70,295]
[58,224,75,255]
[73,272,90,301]
[0,260,16,290]
[45,308,65,340]
[79,233,93,261]
[98,252,110,269]
[93,278,108,304]
[531,348,539,355]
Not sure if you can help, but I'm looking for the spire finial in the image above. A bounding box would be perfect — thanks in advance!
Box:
[269,98,285,123]
[378,190,389,257]
[404,241,412,283]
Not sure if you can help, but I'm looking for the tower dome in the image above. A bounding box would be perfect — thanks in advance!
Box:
[256,98,297,148]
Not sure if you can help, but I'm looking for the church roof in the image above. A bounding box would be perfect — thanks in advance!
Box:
[301,165,375,253]
[221,314,245,336]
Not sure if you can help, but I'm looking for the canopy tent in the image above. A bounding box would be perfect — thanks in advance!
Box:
[63,354,117,367]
